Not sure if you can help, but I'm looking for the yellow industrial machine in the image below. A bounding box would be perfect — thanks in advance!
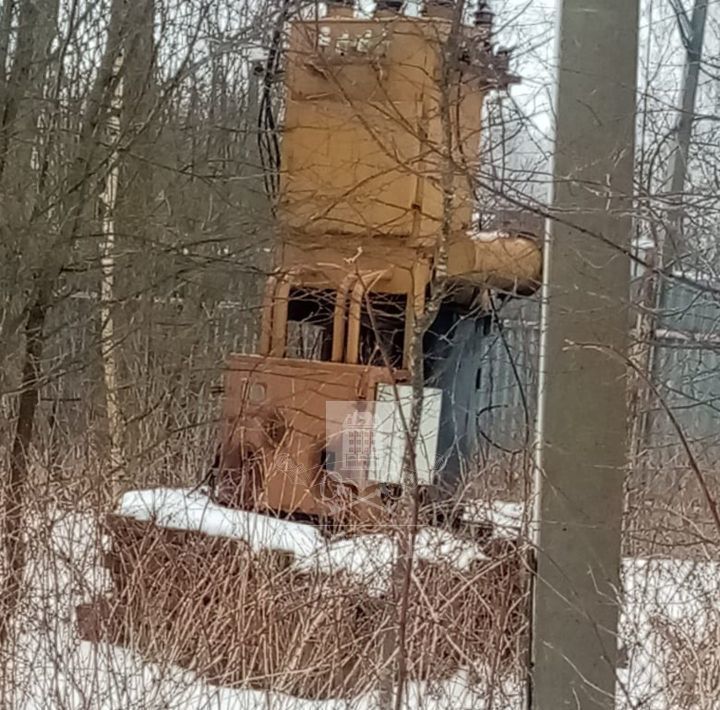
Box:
[214,0,542,524]
[76,2,537,676]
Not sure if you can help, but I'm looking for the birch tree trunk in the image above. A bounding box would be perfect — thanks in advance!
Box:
[0,0,127,658]
[99,54,125,490]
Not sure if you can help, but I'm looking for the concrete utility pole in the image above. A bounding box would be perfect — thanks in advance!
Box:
[530,0,638,708]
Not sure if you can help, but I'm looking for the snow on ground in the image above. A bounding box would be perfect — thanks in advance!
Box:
[461,500,525,539]
[9,496,720,709]
[119,488,490,595]
[12,508,510,709]
[618,557,720,710]
[294,527,489,596]
[118,488,323,558]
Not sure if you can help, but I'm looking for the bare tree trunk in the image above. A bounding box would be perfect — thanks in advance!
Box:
[0,0,126,659]
[630,0,708,460]
[99,56,125,490]
[0,0,40,180]
[387,6,465,708]
[0,1,15,108]
[0,298,47,650]
[0,1,60,677]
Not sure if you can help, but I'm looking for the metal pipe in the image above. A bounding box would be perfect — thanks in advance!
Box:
[270,275,292,357]
[345,270,390,365]
[259,275,278,356]
[332,274,356,363]
[345,278,364,365]
[446,232,542,294]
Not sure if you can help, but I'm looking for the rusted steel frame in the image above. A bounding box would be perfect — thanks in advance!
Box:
[345,270,389,365]
[259,274,278,356]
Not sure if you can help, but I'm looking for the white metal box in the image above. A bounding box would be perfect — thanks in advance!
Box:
[368,384,442,486]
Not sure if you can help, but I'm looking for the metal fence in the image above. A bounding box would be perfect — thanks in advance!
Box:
[480,277,720,466]
[19,273,720,477]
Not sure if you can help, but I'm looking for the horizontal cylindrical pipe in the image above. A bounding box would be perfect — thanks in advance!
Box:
[326,0,354,18]
[423,0,455,20]
[446,232,542,294]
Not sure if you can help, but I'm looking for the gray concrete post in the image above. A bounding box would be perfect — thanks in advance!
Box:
[530,1,639,708]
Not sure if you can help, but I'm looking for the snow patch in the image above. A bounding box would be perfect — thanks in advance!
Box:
[118,489,490,595]
[294,527,489,595]
[462,500,525,539]
[118,488,323,558]
[13,505,720,709]
[413,527,489,570]
[12,508,513,709]
[618,557,720,710]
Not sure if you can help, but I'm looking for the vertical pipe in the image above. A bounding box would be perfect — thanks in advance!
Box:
[270,276,291,357]
[346,279,364,365]
[332,274,356,363]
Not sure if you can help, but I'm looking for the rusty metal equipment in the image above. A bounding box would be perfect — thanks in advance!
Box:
[212,2,543,525]
[75,2,539,681]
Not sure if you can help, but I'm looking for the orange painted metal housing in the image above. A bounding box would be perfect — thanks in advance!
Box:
[280,15,507,244]
[216,11,542,522]
[271,13,541,366]
[217,354,409,522]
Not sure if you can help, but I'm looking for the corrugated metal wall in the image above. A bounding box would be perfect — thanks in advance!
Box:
[475,299,539,460]
[650,278,720,462]
[26,277,720,472]
[482,279,720,465]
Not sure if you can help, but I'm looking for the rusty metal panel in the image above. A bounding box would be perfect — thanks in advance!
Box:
[279,17,489,243]
[219,354,408,517]
[281,100,424,237]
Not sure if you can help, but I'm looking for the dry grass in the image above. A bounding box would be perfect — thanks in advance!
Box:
[77,515,529,701]
[649,611,720,710]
